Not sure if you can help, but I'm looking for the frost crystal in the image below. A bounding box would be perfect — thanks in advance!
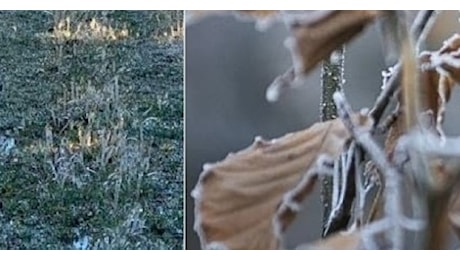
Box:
[380,66,395,90]
[0,135,15,157]
[73,235,90,250]
[330,50,342,65]
[266,82,282,102]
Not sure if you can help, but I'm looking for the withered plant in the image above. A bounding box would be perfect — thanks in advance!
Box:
[188,10,460,249]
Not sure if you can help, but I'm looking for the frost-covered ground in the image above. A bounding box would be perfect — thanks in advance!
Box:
[0,11,183,249]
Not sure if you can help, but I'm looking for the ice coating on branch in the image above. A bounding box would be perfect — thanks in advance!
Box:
[380,66,395,90]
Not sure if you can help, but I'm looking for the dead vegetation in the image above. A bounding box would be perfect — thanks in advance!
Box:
[189,10,460,250]
[0,11,183,249]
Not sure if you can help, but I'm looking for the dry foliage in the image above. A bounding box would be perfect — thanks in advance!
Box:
[286,11,380,75]
[189,10,460,250]
[192,115,371,249]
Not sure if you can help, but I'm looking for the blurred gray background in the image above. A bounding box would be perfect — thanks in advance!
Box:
[185,11,460,249]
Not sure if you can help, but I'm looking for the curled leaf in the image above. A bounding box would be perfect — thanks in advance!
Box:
[418,34,460,135]
[192,115,372,249]
[285,11,380,76]
[386,34,460,158]
[419,33,460,105]
[424,33,460,83]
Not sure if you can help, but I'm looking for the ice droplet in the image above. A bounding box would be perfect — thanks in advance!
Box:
[266,83,281,102]
[330,50,342,65]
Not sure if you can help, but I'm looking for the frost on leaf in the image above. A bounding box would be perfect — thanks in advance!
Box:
[192,115,371,249]
[421,34,460,83]
[386,35,460,158]
[285,11,380,76]
[419,34,460,100]
[418,34,460,135]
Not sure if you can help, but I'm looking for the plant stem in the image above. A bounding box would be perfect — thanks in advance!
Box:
[320,45,345,236]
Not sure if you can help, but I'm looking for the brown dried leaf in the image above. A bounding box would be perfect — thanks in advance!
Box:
[419,33,460,105]
[286,11,380,75]
[419,55,455,108]
[381,40,457,248]
[386,36,460,157]
[296,231,361,250]
[437,34,460,83]
[415,34,460,136]
[192,115,372,249]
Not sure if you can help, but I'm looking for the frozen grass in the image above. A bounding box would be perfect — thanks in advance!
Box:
[0,11,183,249]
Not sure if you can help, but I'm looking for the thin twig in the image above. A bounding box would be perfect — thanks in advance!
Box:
[397,127,460,249]
[377,102,401,134]
[334,91,426,249]
[370,11,436,126]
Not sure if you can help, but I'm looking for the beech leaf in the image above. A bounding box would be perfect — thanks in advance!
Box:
[285,11,380,76]
[192,115,372,249]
